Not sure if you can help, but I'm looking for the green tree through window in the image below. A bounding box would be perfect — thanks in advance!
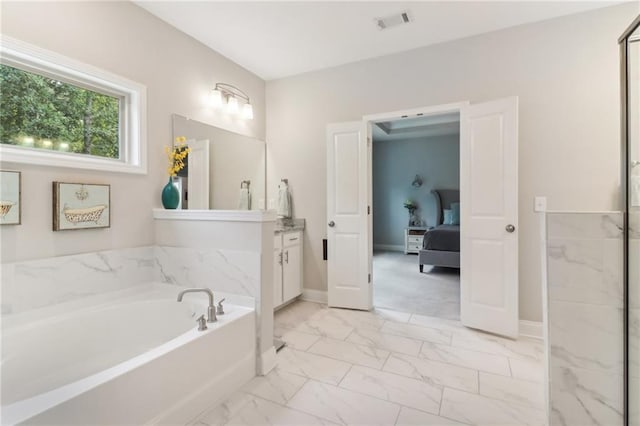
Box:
[0,64,120,158]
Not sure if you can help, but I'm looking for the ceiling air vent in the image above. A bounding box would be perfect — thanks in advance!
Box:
[376,11,411,30]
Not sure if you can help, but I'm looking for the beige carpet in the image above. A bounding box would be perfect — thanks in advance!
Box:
[373,250,460,320]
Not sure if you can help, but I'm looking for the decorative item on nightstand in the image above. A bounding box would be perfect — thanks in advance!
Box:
[403,199,424,227]
[162,136,190,209]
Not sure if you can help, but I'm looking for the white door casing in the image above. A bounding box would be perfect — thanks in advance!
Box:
[327,122,371,310]
[187,139,210,209]
[460,97,519,338]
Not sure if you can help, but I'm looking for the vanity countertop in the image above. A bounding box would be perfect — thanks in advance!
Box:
[275,218,305,234]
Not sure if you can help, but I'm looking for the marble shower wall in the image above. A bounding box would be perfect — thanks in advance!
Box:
[545,212,624,426]
[1,245,259,315]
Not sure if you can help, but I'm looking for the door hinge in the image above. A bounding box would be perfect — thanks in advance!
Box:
[368,273,371,283]
[367,205,371,215]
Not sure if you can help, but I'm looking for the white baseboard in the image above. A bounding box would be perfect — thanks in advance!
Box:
[519,320,543,340]
[301,289,328,304]
[259,346,277,376]
[373,244,404,252]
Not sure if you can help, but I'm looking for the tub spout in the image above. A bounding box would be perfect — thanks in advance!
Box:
[177,288,217,323]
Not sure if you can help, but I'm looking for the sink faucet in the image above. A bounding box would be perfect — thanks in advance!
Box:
[177,288,217,322]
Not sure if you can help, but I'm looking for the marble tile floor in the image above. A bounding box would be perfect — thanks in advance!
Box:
[189,301,545,426]
[373,251,461,321]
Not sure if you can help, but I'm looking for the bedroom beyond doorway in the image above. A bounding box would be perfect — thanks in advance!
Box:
[371,111,461,320]
[373,251,460,319]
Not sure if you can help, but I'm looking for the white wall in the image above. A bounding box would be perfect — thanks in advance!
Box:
[266,4,639,322]
[0,1,265,263]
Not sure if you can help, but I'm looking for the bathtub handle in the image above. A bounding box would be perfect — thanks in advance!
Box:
[196,314,208,331]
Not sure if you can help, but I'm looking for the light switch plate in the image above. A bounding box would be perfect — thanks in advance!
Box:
[534,196,547,212]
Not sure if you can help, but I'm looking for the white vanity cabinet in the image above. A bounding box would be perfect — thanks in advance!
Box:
[274,230,303,308]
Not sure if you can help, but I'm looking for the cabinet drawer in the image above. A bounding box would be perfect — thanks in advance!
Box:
[283,231,302,246]
[407,243,422,251]
[407,236,423,244]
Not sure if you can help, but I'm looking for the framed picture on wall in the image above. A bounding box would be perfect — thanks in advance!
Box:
[53,182,110,231]
[0,170,21,225]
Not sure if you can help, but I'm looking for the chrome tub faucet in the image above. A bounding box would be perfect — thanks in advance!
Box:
[177,288,217,323]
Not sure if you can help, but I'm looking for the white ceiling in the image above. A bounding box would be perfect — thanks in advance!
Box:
[136,1,620,80]
[372,112,460,142]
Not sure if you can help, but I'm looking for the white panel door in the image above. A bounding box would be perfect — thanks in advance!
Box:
[187,139,210,209]
[460,97,519,338]
[327,122,371,310]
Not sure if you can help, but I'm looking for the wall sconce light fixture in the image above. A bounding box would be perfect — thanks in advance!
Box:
[210,83,254,120]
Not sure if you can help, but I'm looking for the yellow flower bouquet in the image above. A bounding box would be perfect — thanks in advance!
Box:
[165,136,191,176]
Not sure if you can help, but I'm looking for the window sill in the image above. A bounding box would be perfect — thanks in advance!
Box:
[0,144,147,174]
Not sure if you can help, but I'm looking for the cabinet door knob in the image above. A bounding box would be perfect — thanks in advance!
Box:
[505,224,516,233]
[328,221,335,227]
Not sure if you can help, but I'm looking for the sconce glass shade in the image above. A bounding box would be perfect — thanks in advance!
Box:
[242,103,254,120]
[210,88,223,108]
[226,96,239,115]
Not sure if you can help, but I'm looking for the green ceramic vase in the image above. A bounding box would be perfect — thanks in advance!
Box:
[161,177,180,209]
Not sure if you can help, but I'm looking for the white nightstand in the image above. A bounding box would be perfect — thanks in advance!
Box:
[404,227,428,254]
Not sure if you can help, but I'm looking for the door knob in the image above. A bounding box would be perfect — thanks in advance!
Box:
[505,224,516,233]
[328,221,335,227]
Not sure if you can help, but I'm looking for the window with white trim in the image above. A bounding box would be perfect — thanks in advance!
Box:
[0,37,147,174]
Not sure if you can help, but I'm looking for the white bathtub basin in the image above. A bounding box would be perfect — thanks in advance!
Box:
[1,288,256,425]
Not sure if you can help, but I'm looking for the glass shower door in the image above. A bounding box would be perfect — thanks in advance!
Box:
[622,16,640,426]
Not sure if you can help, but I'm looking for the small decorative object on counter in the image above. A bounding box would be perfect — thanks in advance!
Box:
[162,136,190,209]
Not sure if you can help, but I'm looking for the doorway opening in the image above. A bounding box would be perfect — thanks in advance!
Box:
[370,111,461,320]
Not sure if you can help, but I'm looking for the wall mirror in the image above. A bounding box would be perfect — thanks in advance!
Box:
[171,114,266,210]
[621,15,639,426]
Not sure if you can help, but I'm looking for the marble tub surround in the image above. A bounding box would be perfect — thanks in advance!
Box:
[274,217,305,233]
[190,300,545,426]
[153,209,277,375]
[1,246,157,315]
[154,246,261,298]
[0,246,260,317]
[545,211,624,426]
